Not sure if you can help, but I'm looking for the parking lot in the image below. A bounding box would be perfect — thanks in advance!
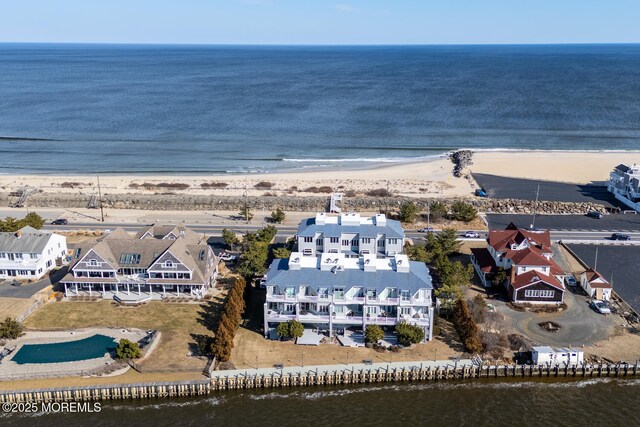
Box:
[487,213,640,232]
[473,173,621,209]
[565,244,640,315]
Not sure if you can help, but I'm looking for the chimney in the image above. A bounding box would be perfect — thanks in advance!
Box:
[15,229,22,239]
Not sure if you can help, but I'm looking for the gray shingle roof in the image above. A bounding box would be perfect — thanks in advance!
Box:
[296,218,404,239]
[0,227,56,254]
[264,258,432,293]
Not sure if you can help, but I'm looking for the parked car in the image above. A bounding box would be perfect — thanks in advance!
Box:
[590,300,611,315]
[475,188,488,198]
[610,233,631,241]
[218,252,238,262]
[565,275,577,286]
[51,218,68,225]
[418,227,435,233]
[463,231,480,238]
[586,211,603,219]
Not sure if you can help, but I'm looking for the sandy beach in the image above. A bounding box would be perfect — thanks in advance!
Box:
[1,151,638,201]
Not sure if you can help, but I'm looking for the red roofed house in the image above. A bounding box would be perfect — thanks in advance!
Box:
[580,268,612,301]
[470,223,565,304]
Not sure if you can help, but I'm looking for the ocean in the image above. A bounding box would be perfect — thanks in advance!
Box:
[3,378,639,426]
[1,43,640,174]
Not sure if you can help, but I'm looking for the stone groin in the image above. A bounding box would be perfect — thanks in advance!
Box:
[0,192,609,215]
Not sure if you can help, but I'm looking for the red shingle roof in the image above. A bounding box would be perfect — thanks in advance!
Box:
[511,270,565,291]
[471,247,497,273]
[488,223,552,254]
[584,269,612,288]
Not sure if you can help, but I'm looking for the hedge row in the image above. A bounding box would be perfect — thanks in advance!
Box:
[211,277,246,362]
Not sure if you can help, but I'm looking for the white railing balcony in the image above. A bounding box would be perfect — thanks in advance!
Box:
[297,295,319,303]
[347,296,365,303]
[367,316,397,325]
[298,313,330,322]
[266,312,296,320]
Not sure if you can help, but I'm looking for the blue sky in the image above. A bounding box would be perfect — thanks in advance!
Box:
[1,0,638,45]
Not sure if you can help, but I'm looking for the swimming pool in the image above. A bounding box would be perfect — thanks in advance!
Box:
[12,334,118,364]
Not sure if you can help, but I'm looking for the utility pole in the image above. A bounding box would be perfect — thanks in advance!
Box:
[385,180,390,215]
[531,183,540,229]
[594,247,599,271]
[97,175,104,222]
[244,178,249,224]
[427,200,431,229]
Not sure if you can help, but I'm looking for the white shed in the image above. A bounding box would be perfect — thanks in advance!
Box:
[532,346,584,366]
[580,269,613,301]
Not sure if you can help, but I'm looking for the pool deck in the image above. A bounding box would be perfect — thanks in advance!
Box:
[0,328,148,380]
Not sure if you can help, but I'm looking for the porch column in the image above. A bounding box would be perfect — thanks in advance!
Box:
[163,284,166,297]
[137,283,141,295]
[102,283,105,296]
[64,283,68,295]
[362,303,367,330]
[75,283,78,294]
[89,284,92,296]
[329,303,334,337]
[177,286,180,297]
[127,283,130,295]
[115,284,119,295]
[295,302,300,321]
[263,302,269,338]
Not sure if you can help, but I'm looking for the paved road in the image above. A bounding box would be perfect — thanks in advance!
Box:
[473,173,621,209]
[493,288,616,346]
[0,267,68,299]
[488,213,640,233]
[566,244,640,315]
[46,221,640,245]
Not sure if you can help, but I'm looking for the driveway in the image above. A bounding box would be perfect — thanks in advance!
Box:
[493,288,617,347]
[0,267,67,299]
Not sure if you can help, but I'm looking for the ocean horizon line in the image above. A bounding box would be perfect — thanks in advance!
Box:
[2,41,640,48]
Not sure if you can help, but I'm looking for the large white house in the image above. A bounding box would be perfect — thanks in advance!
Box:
[296,213,404,258]
[263,252,434,341]
[0,226,67,280]
[264,213,433,341]
[607,163,640,211]
[60,225,217,301]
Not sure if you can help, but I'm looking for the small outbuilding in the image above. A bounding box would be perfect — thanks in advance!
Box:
[532,346,584,366]
[580,269,613,301]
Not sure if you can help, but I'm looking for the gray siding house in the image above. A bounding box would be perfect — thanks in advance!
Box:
[296,213,404,258]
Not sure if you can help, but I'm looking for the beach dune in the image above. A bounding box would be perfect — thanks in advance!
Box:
[0,151,637,201]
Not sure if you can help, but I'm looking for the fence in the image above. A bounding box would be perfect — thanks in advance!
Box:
[558,239,640,246]
[16,298,48,323]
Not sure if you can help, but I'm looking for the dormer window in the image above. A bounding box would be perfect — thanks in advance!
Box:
[89,259,98,266]
[164,260,174,268]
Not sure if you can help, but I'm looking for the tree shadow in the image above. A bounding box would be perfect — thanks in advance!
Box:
[189,333,213,357]
[196,300,224,333]
[436,319,466,353]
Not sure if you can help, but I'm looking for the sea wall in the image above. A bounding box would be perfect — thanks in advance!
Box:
[0,192,609,215]
[1,361,638,403]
